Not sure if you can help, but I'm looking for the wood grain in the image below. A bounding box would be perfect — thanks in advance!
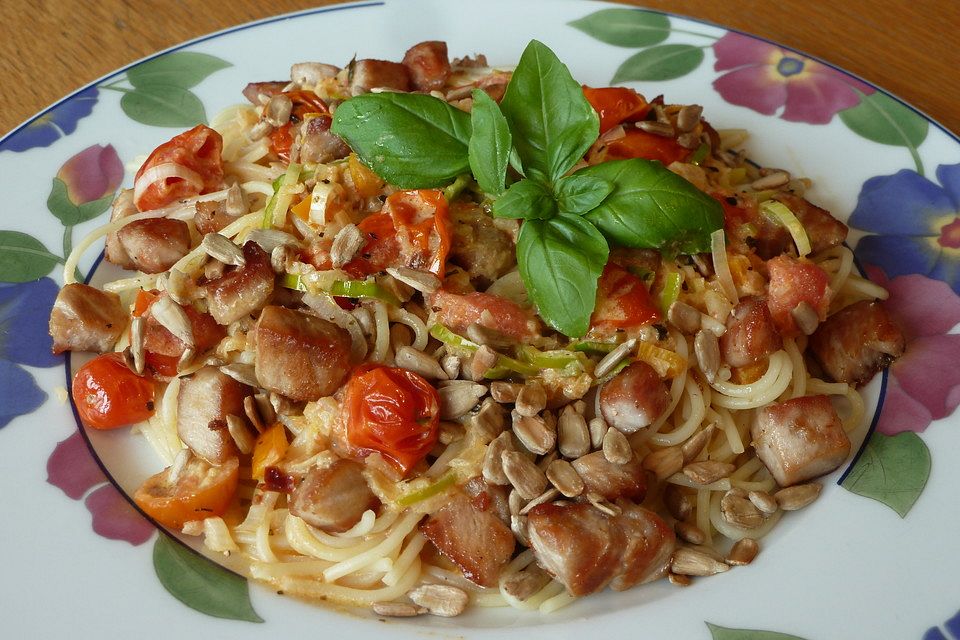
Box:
[1,0,957,136]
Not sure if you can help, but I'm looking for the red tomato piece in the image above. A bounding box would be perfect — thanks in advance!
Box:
[590,263,660,335]
[269,90,332,160]
[582,86,650,134]
[132,290,226,378]
[72,353,156,429]
[603,129,691,166]
[766,255,831,337]
[134,456,239,529]
[344,364,440,476]
[430,289,540,342]
[133,124,224,212]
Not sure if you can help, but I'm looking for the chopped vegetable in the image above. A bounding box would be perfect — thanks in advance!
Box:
[395,470,458,507]
[762,200,812,257]
[72,353,156,429]
[251,423,289,481]
[134,455,239,529]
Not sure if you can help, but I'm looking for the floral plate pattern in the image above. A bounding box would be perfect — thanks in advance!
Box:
[2,2,958,639]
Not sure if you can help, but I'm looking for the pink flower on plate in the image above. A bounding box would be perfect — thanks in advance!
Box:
[47,430,154,545]
[866,268,960,435]
[712,32,874,124]
[56,144,123,205]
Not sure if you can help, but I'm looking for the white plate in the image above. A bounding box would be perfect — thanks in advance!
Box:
[2,1,958,638]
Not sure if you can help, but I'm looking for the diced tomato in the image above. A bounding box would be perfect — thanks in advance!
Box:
[603,129,690,166]
[134,290,226,378]
[251,423,289,481]
[766,255,831,337]
[344,189,451,278]
[430,289,540,342]
[268,90,331,160]
[72,353,156,429]
[134,456,239,529]
[344,364,440,477]
[582,86,650,134]
[134,125,224,212]
[590,263,660,335]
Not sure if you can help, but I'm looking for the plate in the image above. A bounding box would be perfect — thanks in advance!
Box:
[2,1,958,638]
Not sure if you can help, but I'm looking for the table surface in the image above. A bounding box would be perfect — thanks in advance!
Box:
[1,0,957,137]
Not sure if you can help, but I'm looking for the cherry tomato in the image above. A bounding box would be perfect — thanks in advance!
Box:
[345,364,440,477]
[344,189,451,278]
[134,124,224,212]
[268,90,332,160]
[251,423,289,481]
[766,255,831,337]
[133,290,227,378]
[430,289,540,342]
[590,263,660,335]
[134,456,239,529]
[582,86,650,134]
[603,129,691,166]
[72,353,156,429]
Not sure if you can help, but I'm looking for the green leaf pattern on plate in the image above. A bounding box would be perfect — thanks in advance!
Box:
[841,431,931,517]
[0,231,62,282]
[569,8,671,47]
[612,44,705,83]
[706,622,810,640]
[46,178,114,226]
[838,91,929,175]
[154,533,263,623]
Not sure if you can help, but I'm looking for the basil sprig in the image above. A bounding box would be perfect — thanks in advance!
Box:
[330,39,723,337]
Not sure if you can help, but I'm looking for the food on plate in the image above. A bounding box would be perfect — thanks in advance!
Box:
[50,39,904,616]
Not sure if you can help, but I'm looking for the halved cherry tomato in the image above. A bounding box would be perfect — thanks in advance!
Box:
[72,353,156,429]
[269,90,332,160]
[766,255,831,337]
[603,129,691,166]
[252,423,289,481]
[132,290,226,378]
[583,86,650,134]
[344,189,451,278]
[590,263,660,335]
[134,456,239,529]
[134,124,224,212]
[345,364,440,477]
[430,289,540,342]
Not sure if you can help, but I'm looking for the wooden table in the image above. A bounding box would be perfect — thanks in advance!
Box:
[1,0,957,136]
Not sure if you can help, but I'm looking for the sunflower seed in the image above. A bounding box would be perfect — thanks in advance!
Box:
[502,450,548,499]
[225,183,246,216]
[130,316,146,375]
[490,381,522,404]
[243,395,266,432]
[201,233,246,267]
[515,380,547,417]
[512,411,556,456]
[668,572,693,587]
[482,431,514,485]
[204,258,225,281]
[637,120,674,137]
[675,521,706,545]
[290,62,339,86]
[271,245,297,274]
[225,414,255,454]
[177,347,196,373]
[664,484,694,521]
[668,300,701,334]
[774,483,822,511]
[471,398,507,441]
[681,424,716,463]
[248,228,299,254]
[407,584,468,618]
[438,381,487,419]
[386,266,440,294]
[253,393,276,429]
[546,459,584,497]
[219,363,259,388]
[501,565,550,601]
[747,490,779,515]
[720,491,766,529]
[165,268,192,305]
[466,322,516,349]
[557,405,590,458]
[677,131,701,149]
[469,345,498,380]
[519,487,559,515]
[588,417,608,450]
[594,338,636,378]
[395,346,448,380]
[791,301,820,336]
[372,602,426,617]
[694,329,721,383]
[264,93,293,127]
[438,421,465,445]
[508,489,525,515]
[602,427,633,464]
[671,547,730,576]
[750,171,790,190]
[511,514,530,546]
[586,492,621,516]
[684,460,735,485]
[642,446,684,481]
[440,354,461,379]
[726,538,760,566]
[330,223,365,268]
[676,104,703,133]
[151,296,194,347]
[248,119,274,141]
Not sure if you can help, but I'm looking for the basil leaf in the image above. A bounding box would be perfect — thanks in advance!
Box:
[331,92,471,188]
[499,40,599,183]
[581,159,723,254]
[517,213,608,337]
[468,89,511,196]
[555,174,613,215]
[492,179,557,220]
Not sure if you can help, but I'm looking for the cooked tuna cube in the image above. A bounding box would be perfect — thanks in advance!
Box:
[609,502,676,591]
[420,491,515,587]
[177,366,252,464]
[253,305,352,401]
[810,300,905,388]
[402,41,451,91]
[350,59,411,94]
[194,199,233,235]
[289,459,380,533]
[204,242,275,325]
[571,451,646,502]
[104,189,137,268]
[448,202,516,288]
[720,297,783,368]
[116,218,191,273]
[751,395,851,487]
[775,193,848,255]
[142,293,226,360]
[49,283,126,354]
[241,81,287,105]
[598,361,670,434]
